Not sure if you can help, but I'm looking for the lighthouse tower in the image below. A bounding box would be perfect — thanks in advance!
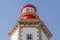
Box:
[8,4,52,40]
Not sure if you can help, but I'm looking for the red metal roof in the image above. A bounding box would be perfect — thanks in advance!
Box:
[23,15,36,19]
[21,4,37,12]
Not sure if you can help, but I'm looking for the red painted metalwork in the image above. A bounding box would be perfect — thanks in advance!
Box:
[21,4,37,12]
[23,15,36,19]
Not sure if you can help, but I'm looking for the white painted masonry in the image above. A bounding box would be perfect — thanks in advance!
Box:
[11,28,19,40]
[41,31,48,40]
[20,27,39,40]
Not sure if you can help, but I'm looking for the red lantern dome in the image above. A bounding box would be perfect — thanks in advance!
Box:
[21,4,37,12]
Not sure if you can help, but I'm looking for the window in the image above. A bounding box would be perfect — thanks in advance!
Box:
[26,8,30,12]
[27,34,32,40]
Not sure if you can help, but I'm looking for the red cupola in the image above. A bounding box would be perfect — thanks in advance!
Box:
[19,4,39,20]
[21,4,37,13]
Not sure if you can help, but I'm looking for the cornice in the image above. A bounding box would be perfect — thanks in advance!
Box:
[8,19,52,39]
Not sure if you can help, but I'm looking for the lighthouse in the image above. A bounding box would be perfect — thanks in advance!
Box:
[8,4,52,40]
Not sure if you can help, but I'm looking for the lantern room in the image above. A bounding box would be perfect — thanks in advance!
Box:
[21,4,37,13]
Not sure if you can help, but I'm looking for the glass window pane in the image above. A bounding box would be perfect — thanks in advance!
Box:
[27,34,32,40]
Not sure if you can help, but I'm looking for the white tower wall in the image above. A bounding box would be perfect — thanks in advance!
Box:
[41,31,48,40]
[20,27,39,40]
[11,28,19,40]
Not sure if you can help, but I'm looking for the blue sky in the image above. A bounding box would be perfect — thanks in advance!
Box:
[0,0,60,40]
